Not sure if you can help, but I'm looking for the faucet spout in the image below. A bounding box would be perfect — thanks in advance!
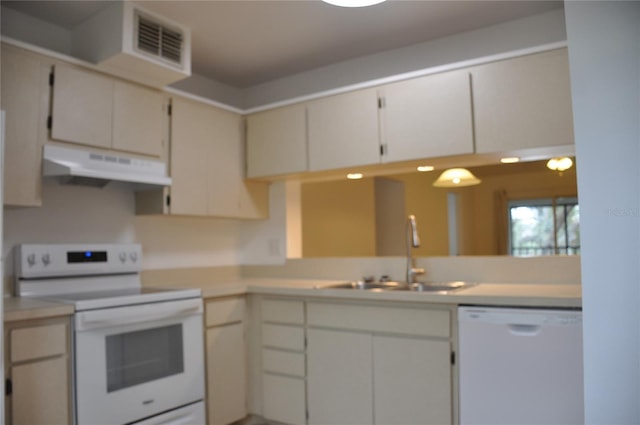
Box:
[406,215,425,283]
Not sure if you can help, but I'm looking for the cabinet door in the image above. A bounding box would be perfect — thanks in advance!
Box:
[112,81,165,157]
[382,70,474,162]
[206,323,247,425]
[472,48,574,153]
[11,355,70,425]
[51,64,113,149]
[246,104,307,178]
[373,335,452,425]
[207,108,268,219]
[307,88,380,171]
[307,328,373,425]
[0,45,46,207]
[168,97,212,215]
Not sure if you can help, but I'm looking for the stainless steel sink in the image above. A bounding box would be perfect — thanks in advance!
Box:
[315,280,473,292]
[314,281,407,291]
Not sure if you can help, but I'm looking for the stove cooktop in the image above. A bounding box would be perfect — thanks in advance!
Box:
[41,286,202,311]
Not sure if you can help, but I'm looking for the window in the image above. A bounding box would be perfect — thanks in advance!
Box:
[508,197,580,256]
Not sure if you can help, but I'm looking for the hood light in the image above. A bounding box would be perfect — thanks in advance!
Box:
[347,173,363,180]
[417,165,435,172]
[500,157,520,164]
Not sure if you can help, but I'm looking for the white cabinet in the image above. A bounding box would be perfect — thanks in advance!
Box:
[260,298,306,425]
[307,328,373,425]
[136,96,269,219]
[306,301,454,425]
[380,69,474,163]
[4,317,72,425]
[0,43,49,207]
[204,297,247,425]
[373,335,452,425]
[50,63,165,157]
[471,48,574,154]
[246,104,308,178]
[307,88,380,171]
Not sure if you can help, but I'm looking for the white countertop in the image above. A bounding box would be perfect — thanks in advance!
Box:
[4,277,582,322]
[158,278,582,308]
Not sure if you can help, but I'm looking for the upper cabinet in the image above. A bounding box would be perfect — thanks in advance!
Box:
[50,64,165,158]
[471,48,574,154]
[136,96,269,219]
[379,69,474,163]
[245,48,574,179]
[246,104,308,178]
[0,44,49,207]
[307,88,380,172]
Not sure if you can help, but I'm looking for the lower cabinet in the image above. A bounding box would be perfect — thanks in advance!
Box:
[4,316,72,425]
[306,301,455,425]
[260,298,306,425]
[204,296,247,425]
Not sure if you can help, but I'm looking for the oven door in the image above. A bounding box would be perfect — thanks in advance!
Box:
[74,298,205,425]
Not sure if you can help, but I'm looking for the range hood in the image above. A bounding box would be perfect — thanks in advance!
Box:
[43,145,172,189]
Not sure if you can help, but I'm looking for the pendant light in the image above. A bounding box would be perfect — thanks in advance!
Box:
[433,168,481,188]
[322,0,386,7]
[546,157,573,172]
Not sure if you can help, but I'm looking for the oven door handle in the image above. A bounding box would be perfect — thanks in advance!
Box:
[75,298,203,331]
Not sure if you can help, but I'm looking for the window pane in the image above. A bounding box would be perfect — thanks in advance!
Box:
[510,205,556,256]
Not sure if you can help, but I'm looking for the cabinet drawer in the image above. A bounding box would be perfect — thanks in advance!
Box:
[11,323,67,362]
[263,374,306,425]
[205,297,244,327]
[262,298,304,325]
[263,348,305,377]
[262,324,305,351]
[307,302,451,338]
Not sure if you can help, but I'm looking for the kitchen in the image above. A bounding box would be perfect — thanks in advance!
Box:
[1,1,638,424]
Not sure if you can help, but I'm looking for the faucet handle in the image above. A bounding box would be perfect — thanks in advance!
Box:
[362,275,375,283]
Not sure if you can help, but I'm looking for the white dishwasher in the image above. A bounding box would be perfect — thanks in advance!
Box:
[458,307,584,425]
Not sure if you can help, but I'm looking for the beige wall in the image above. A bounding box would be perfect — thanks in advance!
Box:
[301,179,376,257]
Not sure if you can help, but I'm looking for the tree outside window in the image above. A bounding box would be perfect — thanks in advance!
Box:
[509,197,580,256]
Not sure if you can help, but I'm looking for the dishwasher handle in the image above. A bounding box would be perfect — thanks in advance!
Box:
[507,324,542,336]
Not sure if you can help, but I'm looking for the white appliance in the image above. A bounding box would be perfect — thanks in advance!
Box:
[458,306,584,425]
[15,243,205,425]
[42,144,172,189]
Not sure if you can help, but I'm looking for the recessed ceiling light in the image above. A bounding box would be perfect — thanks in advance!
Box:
[322,0,386,7]
[347,173,363,180]
[500,157,520,164]
[417,165,435,172]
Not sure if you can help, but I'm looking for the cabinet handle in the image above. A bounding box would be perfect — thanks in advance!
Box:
[5,378,12,396]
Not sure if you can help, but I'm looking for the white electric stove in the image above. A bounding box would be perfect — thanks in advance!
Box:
[15,243,206,425]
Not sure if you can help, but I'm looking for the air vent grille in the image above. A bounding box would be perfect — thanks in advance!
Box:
[136,13,183,65]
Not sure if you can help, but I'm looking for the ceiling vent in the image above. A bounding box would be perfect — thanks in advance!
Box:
[71,1,191,87]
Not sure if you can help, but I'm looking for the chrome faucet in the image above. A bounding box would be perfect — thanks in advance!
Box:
[406,215,425,284]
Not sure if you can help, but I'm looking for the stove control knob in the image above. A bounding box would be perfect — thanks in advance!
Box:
[129,252,138,263]
[42,253,51,266]
[119,252,127,263]
[26,253,36,267]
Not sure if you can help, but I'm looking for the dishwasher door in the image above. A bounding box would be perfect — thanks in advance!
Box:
[458,307,584,425]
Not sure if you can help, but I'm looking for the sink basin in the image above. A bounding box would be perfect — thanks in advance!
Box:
[315,281,407,291]
[315,281,473,292]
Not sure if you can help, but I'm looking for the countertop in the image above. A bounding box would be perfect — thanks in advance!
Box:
[3,277,582,321]
[156,278,582,308]
[4,296,75,322]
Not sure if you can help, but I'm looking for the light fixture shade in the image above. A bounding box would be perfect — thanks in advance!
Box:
[433,168,481,188]
[546,157,573,171]
[322,0,386,7]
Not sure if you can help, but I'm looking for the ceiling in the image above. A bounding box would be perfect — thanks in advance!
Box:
[2,0,564,88]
